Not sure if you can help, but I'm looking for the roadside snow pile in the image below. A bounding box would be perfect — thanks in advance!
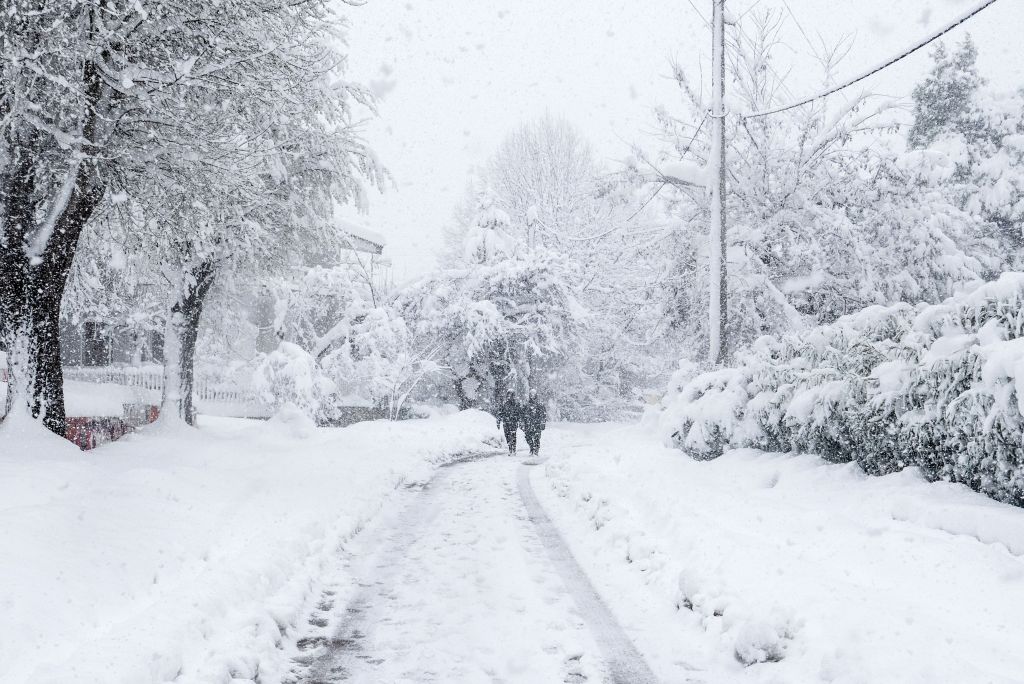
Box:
[0,410,500,684]
[657,272,1024,504]
[535,423,1024,683]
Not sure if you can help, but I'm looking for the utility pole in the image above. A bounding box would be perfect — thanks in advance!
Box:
[708,0,728,365]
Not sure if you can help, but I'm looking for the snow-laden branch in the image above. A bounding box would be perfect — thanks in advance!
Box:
[26,156,84,263]
[661,160,709,188]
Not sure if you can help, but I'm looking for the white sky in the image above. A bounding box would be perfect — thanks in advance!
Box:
[338,0,1024,280]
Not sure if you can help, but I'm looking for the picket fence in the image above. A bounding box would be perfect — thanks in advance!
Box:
[63,365,260,406]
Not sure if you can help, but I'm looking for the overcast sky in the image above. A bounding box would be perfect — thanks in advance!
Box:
[338,0,1024,281]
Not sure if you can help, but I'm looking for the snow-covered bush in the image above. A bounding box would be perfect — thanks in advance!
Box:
[658,273,1024,505]
[661,366,750,460]
[252,342,335,420]
[258,262,441,420]
[903,280,1024,498]
[320,306,444,420]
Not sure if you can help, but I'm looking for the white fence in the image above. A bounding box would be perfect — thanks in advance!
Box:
[64,366,163,391]
[63,365,262,407]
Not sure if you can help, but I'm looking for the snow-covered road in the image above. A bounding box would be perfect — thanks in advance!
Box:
[295,456,660,684]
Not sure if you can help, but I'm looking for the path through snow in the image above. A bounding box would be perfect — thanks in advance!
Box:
[295,456,659,683]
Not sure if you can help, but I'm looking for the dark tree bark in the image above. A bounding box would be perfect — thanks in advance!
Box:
[162,260,218,426]
[0,143,103,434]
[0,61,104,436]
[0,140,37,419]
[454,377,471,411]
[30,173,105,434]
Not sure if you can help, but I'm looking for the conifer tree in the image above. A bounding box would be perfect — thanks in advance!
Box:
[908,36,986,149]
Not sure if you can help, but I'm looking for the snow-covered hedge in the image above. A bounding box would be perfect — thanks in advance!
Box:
[657,273,1024,505]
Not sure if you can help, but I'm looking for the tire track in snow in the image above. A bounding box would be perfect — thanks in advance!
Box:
[517,462,660,684]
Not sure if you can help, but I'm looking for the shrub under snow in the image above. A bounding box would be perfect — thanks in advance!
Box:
[657,272,1024,505]
[252,342,336,420]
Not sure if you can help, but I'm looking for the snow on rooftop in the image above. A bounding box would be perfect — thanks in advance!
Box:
[337,218,386,250]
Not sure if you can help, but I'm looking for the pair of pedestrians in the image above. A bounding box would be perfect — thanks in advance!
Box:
[497,388,547,456]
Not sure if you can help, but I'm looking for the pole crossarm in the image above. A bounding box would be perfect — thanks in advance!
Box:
[742,0,1000,119]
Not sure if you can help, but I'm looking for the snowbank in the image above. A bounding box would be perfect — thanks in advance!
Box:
[534,423,1024,683]
[0,410,500,684]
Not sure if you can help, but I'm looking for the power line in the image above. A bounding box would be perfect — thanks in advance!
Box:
[743,0,1000,119]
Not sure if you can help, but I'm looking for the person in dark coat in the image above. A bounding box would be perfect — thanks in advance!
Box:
[521,388,547,456]
[497,388,521,455]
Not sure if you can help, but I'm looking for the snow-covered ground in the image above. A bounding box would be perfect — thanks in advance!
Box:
[534,423,1024,683]
[5,412,1023,684]
[294,457,618,683]
[0,409,500,684]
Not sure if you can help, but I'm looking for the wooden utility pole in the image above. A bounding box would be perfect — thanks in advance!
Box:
[708,0,728,365]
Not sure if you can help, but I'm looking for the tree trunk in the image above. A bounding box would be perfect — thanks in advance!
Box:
[0,138,104,435]
[1,60,104,435]
[0,140,36,421]
[454,376,472,410]
[30,284,67,434]
[161,261,218,426]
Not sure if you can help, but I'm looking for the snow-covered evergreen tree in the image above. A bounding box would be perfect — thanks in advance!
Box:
[906,37,1024,264]
[908,37,986,149]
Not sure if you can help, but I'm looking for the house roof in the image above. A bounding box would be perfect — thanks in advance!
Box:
[338,219,386,255]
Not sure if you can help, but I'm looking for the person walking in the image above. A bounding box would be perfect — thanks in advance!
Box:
[521,388,547,457]
[497,388,521,456]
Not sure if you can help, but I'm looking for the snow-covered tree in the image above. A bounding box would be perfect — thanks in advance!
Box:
[442,115,610,260]
[62,222,165,364]
[1,1,173,432]
[646,11,995,362]
[907,37,1024,263]
[259,261,441,420]
[442,118,676,413]
[127,3,381,426]
[400,201,587,411]
[908,37,987,149]
[320,306,443,420]
[271,265,376,358]
[0,0,381,433]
